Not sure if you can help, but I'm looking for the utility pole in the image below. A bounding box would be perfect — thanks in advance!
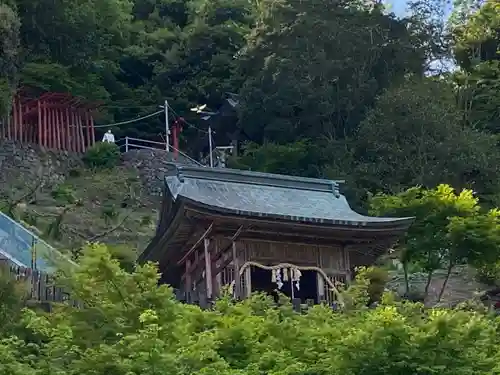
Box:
[164,99,170,152]
[208,125,213,167]
[191,103,218,168]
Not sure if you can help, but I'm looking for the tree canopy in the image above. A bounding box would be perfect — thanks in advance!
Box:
[1,0,498,210]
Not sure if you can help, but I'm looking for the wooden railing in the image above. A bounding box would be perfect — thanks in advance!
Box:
[0,259,75,304]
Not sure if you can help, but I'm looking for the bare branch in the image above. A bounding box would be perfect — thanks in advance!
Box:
[86,213,132,243]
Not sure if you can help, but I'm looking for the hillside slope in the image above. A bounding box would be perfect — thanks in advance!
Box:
[0,141,163,255]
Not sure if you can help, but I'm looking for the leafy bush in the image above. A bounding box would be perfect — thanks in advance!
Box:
[82,142,120,169]
[476,261,500,286]
[2,243,500,375]
[68,167,82,178]
[50,184,77,204]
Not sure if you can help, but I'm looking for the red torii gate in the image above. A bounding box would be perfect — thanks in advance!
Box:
[1,92,100,153]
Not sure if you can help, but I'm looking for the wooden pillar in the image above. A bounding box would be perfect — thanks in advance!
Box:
[67,109,75,152]
[212,239,220,297]
[343,245,351,282]
[317,273,325,302]
[61,108,69,151]
[48,108,54,149]
[42,101,47,147]
[55,109,61,150]
[37,100,42,146]
[65,108,71,152]
[83,111,91,151]
[6,105,11,139]
[185,258,192,302]
[18,97,23,143]
[89,113,95,147]
[73,111,78,153]
[59,109,68,150]
[204,238,213,299]
[47,104,51,148]
[244,266,251,298]
[53,108,58,149]
[75,111,82,153]
[78,112,85,153]
[12,97,17,140]
[52,108,57,149]
[72,110,77,152]
[56,109,62,150]
[232,241,240,298]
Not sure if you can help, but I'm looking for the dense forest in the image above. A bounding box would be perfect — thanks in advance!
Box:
[0,0,499,207]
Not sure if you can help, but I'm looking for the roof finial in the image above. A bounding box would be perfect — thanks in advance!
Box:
[332,182,340,198]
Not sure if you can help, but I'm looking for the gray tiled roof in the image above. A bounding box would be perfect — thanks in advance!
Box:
[165,164,413,227]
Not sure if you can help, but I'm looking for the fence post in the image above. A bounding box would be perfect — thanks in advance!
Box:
[125,137,129,152]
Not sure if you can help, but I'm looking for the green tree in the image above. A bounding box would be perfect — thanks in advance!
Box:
[451,0,500,133]
[369,184,481,298]
[230,140,325,177]
[447,208,500,289]
[237,0,428,145]
[0,3,20,117]
[355,78,500,202]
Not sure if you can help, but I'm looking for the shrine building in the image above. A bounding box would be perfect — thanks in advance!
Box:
[140,163,413,305]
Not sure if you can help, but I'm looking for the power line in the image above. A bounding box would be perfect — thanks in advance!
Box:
[94,110,163,128]
[93,102,212,135]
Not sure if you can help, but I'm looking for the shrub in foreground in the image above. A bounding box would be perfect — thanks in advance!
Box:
[83,142,120,169]
[1,243,499,375]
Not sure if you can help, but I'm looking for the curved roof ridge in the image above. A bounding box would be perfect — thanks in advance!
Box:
[167,163,345,195]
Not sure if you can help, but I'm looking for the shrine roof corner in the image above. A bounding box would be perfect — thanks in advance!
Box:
[163,164,414,228]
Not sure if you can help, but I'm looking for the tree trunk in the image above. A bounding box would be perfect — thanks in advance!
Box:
[424,270,434,299]
[437,263,454,303]
[403,261,410,295]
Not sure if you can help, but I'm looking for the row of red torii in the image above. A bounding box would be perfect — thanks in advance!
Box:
[1,92,98,153]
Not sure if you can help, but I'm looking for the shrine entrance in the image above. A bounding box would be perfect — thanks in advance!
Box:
[250,265,319,303]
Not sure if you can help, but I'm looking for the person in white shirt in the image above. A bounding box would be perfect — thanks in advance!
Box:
[102,130,115,143]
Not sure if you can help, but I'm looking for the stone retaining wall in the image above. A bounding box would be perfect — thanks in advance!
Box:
[0,140,82,189]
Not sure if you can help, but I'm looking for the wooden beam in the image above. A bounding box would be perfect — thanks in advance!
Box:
[204,238,213,299]
[232,240,240,298]
[185,207,411,234]
[212,225,245,265]
[177,223,213,265]
[185,258,192,299]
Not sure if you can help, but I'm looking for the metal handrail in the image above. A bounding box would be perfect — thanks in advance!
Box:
[125,136,166,146]
[118,136,205,167]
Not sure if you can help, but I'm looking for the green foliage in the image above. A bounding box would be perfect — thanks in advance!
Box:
[450,0,500,135]
[0,3,20,117]
[82,142,121,169]
[105,243,137,272]
[1,243,500,375]
[371,184,500,300]
[0,268,27,336]
[50,184,77,204]
[476,260,500,286]
[342,266,384,309]
[231,140,324,177]
[355,78,500,197]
